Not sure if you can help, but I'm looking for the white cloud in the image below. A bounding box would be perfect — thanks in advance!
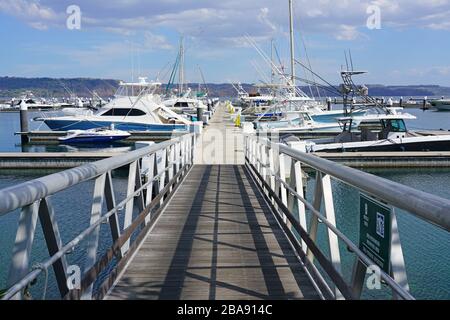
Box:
[3,0,450,42]
[0,0,60,29]
[143,32,173,50]
[335,25,362,41]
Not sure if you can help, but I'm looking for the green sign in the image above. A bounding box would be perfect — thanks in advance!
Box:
[359,193,392,273]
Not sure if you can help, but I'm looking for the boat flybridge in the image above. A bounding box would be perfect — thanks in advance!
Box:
[39,77,192,132]
[286,112,450,152]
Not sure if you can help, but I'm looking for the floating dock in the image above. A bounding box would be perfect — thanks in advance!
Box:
[3,151,450,169]
[16,130,188,144]
[314,151,450,168]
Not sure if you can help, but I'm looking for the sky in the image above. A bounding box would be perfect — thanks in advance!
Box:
[1,0,450,85]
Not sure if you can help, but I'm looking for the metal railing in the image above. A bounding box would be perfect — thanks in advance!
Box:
[244,134,450,300]
[0,133,196,300]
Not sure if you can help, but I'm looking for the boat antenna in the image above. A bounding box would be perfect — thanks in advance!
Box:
[270,39,275,86]
[344,50,349,71]
[244,34,309,98]
[294,59,341,94]
[349,50,354,72]
[198,65,209,95]
[288,0,296,92]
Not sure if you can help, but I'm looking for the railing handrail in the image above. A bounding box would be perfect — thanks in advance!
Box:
[0,133,195,216]
[1,133,196,300]
[252,135,450,232]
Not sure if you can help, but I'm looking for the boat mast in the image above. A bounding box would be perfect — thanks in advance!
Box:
[288,0,296,93]
[178,37,185,96]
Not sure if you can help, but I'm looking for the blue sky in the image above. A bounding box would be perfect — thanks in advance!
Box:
[2,0,450,85]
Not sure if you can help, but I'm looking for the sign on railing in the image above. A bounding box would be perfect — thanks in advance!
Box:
[359,194,392,274]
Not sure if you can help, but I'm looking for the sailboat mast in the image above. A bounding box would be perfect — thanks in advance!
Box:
[288,0,296,91]
[178,37,185,95]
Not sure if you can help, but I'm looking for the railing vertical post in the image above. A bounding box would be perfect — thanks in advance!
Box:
[248,136,253,166]
[252,136,257,166]
[268,145,276,204]
[322,174,343,299]
[7,201,40,300]
[255,139,262,180]
[261,145,269,195]
[307,172,343,299]
[278,153,288,223]
[105,171,121,249]
[390,210,409,299]
[287,159,307,251]
[307,172,323,262]
[134,161,145,213]
[174,141,181,179]
[181,137,186,169]
[190,134,195,165]
[157,149,168,205]
[82,173,107,299]
[167,145,175,193]
[244,135,248,160]
[122,161,138,254]
[186,135,191,166]
[38,198,69,298]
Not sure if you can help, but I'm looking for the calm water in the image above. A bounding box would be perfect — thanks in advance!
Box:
[0,108,449,299]
[304,169,450,300]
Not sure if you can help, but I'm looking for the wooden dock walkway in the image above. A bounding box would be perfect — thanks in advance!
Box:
[106,165,320,300]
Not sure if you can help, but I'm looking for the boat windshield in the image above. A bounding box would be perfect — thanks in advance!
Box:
[382,119,407,132]
[100,108,146,116]
[174,101,191,108]
[298,113,312,121]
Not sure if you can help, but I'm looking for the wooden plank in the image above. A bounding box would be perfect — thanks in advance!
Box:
[106,164,320,300]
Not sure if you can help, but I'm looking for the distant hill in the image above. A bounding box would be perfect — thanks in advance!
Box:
[0,77,120,98]
[1,77,450,99]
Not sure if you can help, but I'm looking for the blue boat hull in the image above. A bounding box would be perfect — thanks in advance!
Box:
[61,135,130,144]
[44,119,188,132]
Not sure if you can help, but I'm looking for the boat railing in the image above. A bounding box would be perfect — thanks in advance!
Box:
[0,133,196,300]
[244,133,450,300]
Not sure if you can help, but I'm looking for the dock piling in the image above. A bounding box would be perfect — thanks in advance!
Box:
[327,97,332,111]
[19,101,29,145]
[196,106,204,124]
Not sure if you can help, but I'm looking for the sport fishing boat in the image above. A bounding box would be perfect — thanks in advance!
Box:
[37,78,191,132]
[430,98,450,111]
[58,127,131,144]
[163,88,209,121]
[286,112,450,152]
[11,92,62,110]
[256,110,343,132]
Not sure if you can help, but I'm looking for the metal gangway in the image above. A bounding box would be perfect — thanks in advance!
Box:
[1,106,449,300]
